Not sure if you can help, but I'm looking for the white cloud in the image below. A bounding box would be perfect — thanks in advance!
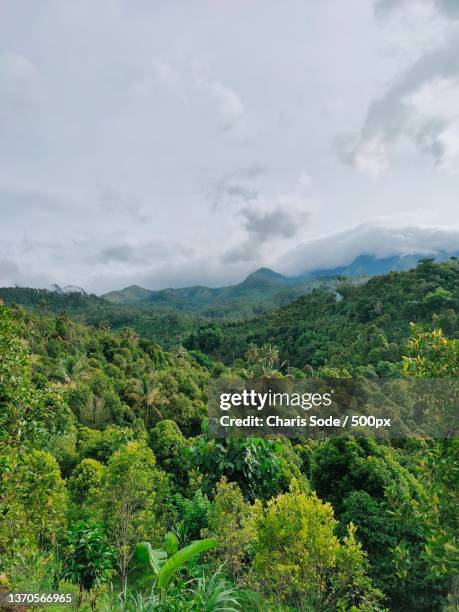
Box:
[340,36,459,177]
[221,172,313,264]
[207,80,245,131]
[277,222,459,276]
[0,52,45,107]
[353,133,390,179]
[375,0,459,20]
[407,76,459,172]
[222,205,308,264]
[0,1,458,292]
[208,164,266,209]
[435,121,459,172]
[129,57,185,101]
[375,0,437,19]
[297,172,312,193]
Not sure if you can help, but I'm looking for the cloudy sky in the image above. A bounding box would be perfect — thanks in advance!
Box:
[1,0,459,293]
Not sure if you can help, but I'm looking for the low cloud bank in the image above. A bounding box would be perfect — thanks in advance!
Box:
[3,222,458,294]
[276,223,459,276]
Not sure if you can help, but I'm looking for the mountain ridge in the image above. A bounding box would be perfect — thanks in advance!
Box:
[102,251,459,307]
[3,250,457,324]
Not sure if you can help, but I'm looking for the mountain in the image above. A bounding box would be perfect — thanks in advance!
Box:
[98,284,152,304]
[299,251,459,279]
[186,258,459,369]
[2,258,457,353]
[102,251,459,315]
[3,251,458,335]
[102,268,288,306]
[238,267,291,286]
[102,267,343,317]
[102,267,291,306]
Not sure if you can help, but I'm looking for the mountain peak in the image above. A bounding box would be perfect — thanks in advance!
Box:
[244,267,287,282]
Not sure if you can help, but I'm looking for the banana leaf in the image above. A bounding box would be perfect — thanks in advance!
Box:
[164,531,179,556]
[134,542,167,575]
[158,538,217,590]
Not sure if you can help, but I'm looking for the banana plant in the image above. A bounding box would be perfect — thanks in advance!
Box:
[134,540,167,576]
[134,532,216,593]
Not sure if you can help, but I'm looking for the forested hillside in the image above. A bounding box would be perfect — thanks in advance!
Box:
[0,275,360,348]
[0,288,198,349]
[102,268,356,317]
[0,269,362,325]
[186,259,459,375]
[1,261,458,610]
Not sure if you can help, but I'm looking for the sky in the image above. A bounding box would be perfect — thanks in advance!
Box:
[1,0,459,293]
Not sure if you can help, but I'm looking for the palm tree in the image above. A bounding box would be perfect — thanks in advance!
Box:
[126,375,168,429]
[173,345,188,359]
[245,343,260,365]
[49,354,90,385]
[244,343,280,376]
[260,343,280,374]
[120,327,139,344]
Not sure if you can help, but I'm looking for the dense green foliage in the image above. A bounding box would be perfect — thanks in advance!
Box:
[0,287,198,349]
[58,523,115,607]
[251,488,383,609]
[0,260,458,610]
[0,271,359,346]
[186,259,459,374]
[101,268,352,319]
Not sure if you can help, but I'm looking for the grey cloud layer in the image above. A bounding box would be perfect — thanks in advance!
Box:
[340,36,459,176]
[0,1,458,292]
[278,223,459,276]
[222,204,310,264]
[209,165,266,210]
[98,241,192,265]
[375,0,459,19]
[341,0,459,178]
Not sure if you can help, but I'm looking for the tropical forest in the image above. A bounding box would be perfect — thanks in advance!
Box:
[1,258,458,611]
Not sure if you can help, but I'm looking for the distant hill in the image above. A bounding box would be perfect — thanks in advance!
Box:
[102,251,459,315]
[2,258,458,353]
[103,267,293,305]
[102,267,352,318]
[0,270,352,348]
[3,251,458,343]
[185,259,459,371]
[0,286,196,350]
[100,285,152,304]
[299,251,459,279]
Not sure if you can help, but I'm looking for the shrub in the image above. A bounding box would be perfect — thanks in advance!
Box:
[251,487,383,609]
[206,479,260,581]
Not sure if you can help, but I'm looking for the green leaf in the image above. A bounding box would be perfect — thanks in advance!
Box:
[134,542,167,575]
[158,538,217,590]
[164,531,178,556]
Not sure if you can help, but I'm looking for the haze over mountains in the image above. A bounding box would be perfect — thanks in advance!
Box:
[102,250,459,313]
[2,225,458,320]
[99,224,459,312]
[2,249,458,349]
